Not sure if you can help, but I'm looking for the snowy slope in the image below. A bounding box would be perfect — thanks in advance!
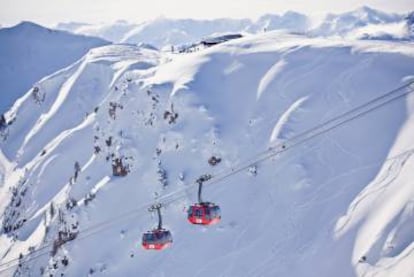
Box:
[0,22,109,114]
[1,31,414,277]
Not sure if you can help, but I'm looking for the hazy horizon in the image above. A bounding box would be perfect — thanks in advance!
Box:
[1,0,413,28]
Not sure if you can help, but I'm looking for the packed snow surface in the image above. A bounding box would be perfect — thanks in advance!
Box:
[1,31,414,277]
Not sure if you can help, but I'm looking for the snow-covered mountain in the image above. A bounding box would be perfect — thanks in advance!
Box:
[344,21,411,41]
[1,30,414,277]
[313,6,403,36]
[0,22,109,114]
[311,6,409,39]
[55,12,310,46]
[248,11,309,33]
[54,7,414,49]
[343,13,414,41]
[56,20,136,43]
[120,17,252,46]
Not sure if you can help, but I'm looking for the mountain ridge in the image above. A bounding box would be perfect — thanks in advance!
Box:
[0,22,110,114]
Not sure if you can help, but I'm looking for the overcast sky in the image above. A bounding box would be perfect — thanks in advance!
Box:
[1,0,413,27]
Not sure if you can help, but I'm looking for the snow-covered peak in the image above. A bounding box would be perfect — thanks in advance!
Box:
[7,21,48,32]
[0,21,109,113]
[353,6,400,22]
[252,11,309,33]
[313,6,404,36]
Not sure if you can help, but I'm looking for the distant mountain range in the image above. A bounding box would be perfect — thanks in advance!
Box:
[54,11,309,46]
[311,6,413,40]
[53,6,413,46]
[313,6,403,36]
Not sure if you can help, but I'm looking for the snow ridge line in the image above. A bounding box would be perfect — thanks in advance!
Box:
[21,59,88,150]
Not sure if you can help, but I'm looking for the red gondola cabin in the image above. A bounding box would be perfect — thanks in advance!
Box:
[187,202,221,225]
[142,204,173,250]
[142,229,173,250]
